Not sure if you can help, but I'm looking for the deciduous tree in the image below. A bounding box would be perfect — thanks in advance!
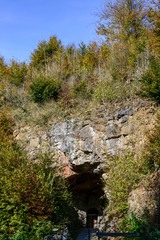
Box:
[97,0,148,43]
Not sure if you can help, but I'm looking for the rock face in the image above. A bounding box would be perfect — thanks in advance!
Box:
[15,101,156,174]
[48,118,125,173]
[128,169,160,222]
[14,99,157,229]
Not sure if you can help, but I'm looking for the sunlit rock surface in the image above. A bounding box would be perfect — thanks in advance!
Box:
[14,99,157,228]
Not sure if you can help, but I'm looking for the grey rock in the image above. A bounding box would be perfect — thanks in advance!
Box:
[106,116,114,121]
[22,114,130,173]
[115,106,133,119]
[16,102,155,178]
[128,169,160,222]
[105,135,125,155]
[121,124,134,135]
[105,124,119,139]
[119,115,129,124]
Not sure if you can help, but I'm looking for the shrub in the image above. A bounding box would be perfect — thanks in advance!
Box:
[105,151,144,214]
[0,110,73,239]
[93,74,135,103]
[72,80,92,99]
[0,56,7,80]
[0,108,13,135]
[142,112,160,170]
[119,214,160,240]
[8,60,28,86]
[140,55,160,103]
[119,213,147,234]
[30,75,61,103]
[82,42,99,71]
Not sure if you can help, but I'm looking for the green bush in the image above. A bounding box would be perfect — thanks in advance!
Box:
[140,55,160,102]
[119,213,146,234]
[72,80,92,99]
[105,151,144,214]
[119,214,160,240]
[30,76,61,103]
[8,60,28,86]
[0,220,59,240]
[93,75,135,103]
[142,112,160,170]
[0,110,73,239]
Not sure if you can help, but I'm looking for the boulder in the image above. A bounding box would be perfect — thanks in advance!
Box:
[128,169,160,222]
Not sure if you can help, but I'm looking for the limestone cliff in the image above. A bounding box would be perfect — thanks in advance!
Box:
[14,99,156,172]
[14,98,159,228]
[128,169,160,222]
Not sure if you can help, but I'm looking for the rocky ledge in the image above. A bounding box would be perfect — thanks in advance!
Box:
[14,99,156,176]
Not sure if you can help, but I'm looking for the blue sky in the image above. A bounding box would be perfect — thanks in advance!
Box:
[0,0,105,63]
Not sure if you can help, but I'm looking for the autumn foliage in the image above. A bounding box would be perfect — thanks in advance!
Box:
[0,0,160,236]
[0,110,73,239]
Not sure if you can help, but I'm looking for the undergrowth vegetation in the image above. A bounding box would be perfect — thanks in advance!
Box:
[143,112,160,169]
[119,213,160,240]
[0,110,74,239]
[0,0,159,125]
[104,111,160,238]
[105,151,144,215]
[140,55,160,103]
[0,0,160,237]
[29,75,61,103]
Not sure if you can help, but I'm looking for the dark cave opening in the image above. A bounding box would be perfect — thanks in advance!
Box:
[68,172,105,228]
[87,208,98,228]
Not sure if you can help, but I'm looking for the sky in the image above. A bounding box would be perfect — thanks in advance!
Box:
[0,0,105,63]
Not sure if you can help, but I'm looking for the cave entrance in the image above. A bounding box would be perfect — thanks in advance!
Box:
[68,172,105,228]
[87,208,98,228]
